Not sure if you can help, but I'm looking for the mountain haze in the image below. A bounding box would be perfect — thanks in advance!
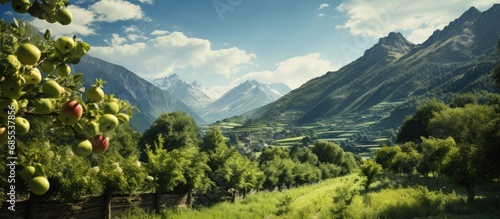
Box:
[201,80,291,123]
[152,74,291,123]
[152,74,219,109]
[246,5,500,130]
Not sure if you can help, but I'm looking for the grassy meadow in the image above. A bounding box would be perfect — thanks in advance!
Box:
[118,171,500,219]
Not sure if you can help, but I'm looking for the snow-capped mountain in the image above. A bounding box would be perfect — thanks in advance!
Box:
[152,74,220,110]
[201,80,291,123]
[152,75,291,123]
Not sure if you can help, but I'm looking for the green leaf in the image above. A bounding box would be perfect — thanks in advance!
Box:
[18,26,25,37]
[73,73,84,85]
[69,58,80,64]
[81,42,90,52]
[12,18,19,29]
[44,29,51,40]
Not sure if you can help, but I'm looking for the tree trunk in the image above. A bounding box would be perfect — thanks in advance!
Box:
[155,189,161,214]
[466,184,475,203]
[104,192,112,219]
[28,192,37,219]
[231,190,236,203]
[187,188,193,208]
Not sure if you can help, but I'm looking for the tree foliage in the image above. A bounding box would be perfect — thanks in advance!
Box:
[396,99,447,143]
[311,141,344,165]
[139,111,198,161]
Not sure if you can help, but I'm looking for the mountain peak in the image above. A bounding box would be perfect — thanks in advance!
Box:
[459,6,481,22]
[378,32,412,47]
[422,6,481,47]
[191,81,202,87]
[362,32,414,63]
[167,73,184,81]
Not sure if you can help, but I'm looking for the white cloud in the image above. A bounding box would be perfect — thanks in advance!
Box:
[318,13,326,17]
[138,0,154,4]
[229,53,337,89]
[89,31,255,80]
[90,0,146,22]
[91,41,146,57]
[124,25,139,33]
[31,5,96,37]
[336,0,499,43]
[318,3,330,10]
[30,1,150,37]
[104,33,127,46]
[151,30,170,36]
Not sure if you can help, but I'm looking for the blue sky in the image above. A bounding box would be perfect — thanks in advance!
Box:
[2,0,499,93]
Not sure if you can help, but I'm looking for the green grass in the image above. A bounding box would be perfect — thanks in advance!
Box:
[119,172,500,219]
[273,136,305,143]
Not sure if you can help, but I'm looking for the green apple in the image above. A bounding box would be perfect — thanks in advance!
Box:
[86,85,104,102]
[99,114,119,133]
[16,43,41,65]
[70,42,90,58]
[11,0,30,14]
[0,55,22,75]
[58,100,83,125]
[72,139,93,157]
[55,36,75,54]
[0,98,18,117]
[73,117,87,136]
[0,126,7,145]
[55,63,71,78]
[41,80,62,98]
[90,135,109,154]
[45,15,57,24]
[23,68,42,85]
[83,120,99,137]
[32,98,54,114]
[20,165,36,181]
[39,60,57,74]
[55,8,73,25]
[1,76,25,99]
[116,113,130,123]
[28,176,50,195]
[14,116,30,135]
[103,101,120,114]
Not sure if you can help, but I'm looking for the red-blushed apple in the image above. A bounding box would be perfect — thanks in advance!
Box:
[58,100,83,125]
[90,135,109,155]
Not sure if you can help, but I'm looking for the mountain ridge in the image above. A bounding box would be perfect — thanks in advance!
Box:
[152,74,291,123]
[244,4,500,130]
[73,56,207,131]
